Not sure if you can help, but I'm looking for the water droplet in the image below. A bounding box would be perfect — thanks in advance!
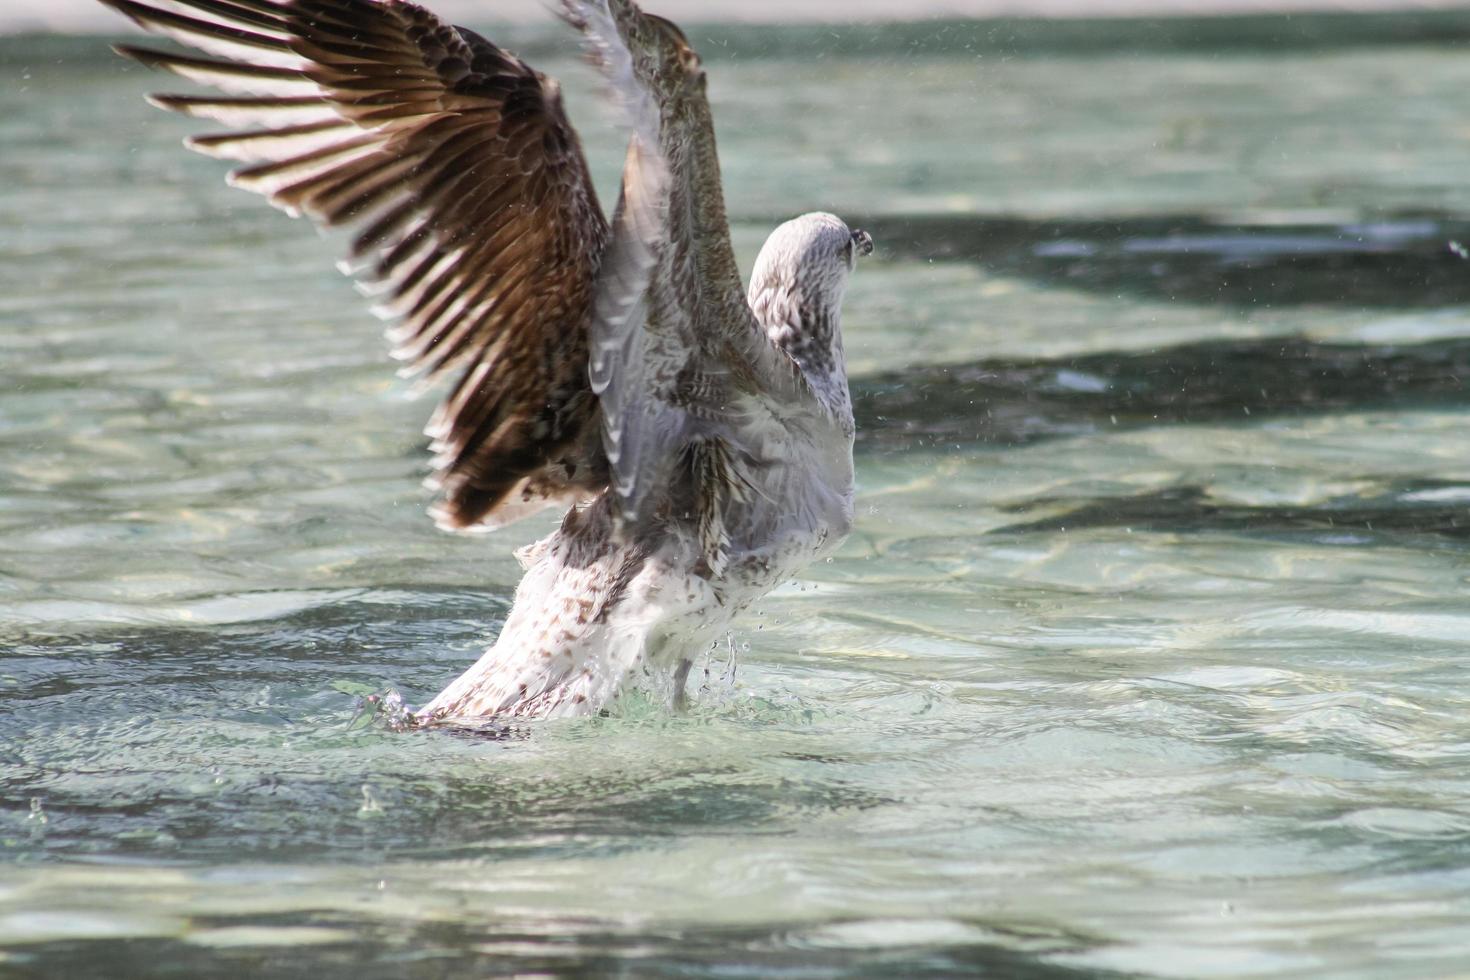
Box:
[27,799,46,825]
[358,785,383,818]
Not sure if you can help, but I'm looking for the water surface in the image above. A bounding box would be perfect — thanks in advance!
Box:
[2,20,1469,979]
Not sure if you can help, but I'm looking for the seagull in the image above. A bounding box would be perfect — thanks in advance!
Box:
[100,0,873,721]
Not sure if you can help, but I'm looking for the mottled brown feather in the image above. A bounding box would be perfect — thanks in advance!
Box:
[103,0,611,529]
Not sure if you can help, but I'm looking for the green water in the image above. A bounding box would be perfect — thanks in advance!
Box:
[2,19,1469,978]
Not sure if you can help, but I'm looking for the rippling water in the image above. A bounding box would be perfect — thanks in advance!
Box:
[4,18,1470,978]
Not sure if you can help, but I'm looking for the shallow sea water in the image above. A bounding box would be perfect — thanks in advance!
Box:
[3,16,1470,979]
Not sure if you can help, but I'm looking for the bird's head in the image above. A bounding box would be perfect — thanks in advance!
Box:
[748,212,873,388]
[751,212,872,297]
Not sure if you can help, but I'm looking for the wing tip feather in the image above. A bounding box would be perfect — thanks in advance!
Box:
[111,42,167,68]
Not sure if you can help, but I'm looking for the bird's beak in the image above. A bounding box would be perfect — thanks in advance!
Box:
[851,229,874,257]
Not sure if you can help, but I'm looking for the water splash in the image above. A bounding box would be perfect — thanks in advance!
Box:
[356,785,383,819]
[348,689,414,733]
[27,798,47,844]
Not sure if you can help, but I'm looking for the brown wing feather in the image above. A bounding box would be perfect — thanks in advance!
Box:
[103,0,611,529]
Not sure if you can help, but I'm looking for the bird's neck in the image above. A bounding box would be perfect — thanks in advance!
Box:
[750,286,852,424]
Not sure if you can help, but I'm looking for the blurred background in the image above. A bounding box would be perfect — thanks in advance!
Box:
[4,1,1470,978]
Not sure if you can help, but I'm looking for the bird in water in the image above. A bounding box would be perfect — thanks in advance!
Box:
[100,0,874,722]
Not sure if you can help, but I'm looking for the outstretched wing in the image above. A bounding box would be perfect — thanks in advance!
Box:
[102,0,610,530]
[562,0,810,526]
